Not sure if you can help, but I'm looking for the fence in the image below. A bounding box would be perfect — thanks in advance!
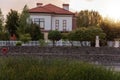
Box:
[0,41,39,46]
[0,40,117,47]
[0,40,91,47]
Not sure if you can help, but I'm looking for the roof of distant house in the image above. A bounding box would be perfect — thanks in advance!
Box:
[29,4,74,15]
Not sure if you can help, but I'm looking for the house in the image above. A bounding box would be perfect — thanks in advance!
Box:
[29,3,76,40]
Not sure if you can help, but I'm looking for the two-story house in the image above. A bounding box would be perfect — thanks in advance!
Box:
[29,3,76,40]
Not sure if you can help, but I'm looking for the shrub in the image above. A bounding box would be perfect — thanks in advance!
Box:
[16,41,22,46]
[19,33,31,43]
[39,39,47,47]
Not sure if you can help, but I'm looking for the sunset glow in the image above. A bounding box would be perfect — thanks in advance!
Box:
[0,0,120,20]
[105,0,120,20]
[70,0,120,20]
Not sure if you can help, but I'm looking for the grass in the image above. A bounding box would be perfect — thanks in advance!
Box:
[0,56,120,80]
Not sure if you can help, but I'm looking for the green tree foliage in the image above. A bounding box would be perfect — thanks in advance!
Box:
[0,9,4,32]
[100,19,120,40]
[5,9,19,36]
[0,9,9,40]
[67,31,76,46]
[19,33,31,43]
[0,32,9,40]
[68,27,106,46]
[18,5,30,34]
[68,31,76,41]
[85,27,106,41]
[27,23,44,40]
[61,33,68,41]
[18,5,43,41]
[77,10,102,27]
[48,30,62,46]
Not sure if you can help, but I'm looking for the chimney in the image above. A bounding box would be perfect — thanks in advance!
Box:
[36,3,43,7]
[63,4,69,11]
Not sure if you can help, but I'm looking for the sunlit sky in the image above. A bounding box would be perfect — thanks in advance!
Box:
[0,0,120,20]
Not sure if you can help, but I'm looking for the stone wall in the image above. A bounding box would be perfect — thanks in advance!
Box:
[0,46,120,66]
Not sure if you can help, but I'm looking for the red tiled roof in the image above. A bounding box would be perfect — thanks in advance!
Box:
[29,4,74,15]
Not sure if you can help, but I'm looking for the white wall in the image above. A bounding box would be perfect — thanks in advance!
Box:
[29,13,73,32]
[52,15,73,31]
[29,13,52,31]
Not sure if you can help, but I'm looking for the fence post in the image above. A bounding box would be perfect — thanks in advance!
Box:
[114,40,119,48]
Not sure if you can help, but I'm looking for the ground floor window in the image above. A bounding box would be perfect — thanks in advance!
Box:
[34,18,45,28]
[63,20,67,31]
[55,20,59,30]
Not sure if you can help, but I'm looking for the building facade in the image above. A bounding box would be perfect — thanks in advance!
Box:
[29,3,76,40]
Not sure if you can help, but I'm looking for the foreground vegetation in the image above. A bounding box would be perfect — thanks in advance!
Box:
[0,57,120,80]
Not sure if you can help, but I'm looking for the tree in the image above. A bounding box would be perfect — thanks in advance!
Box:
[18,5,30,34]
[68,27,106,46]
[48,30,62,46]
[0,32,9,40]
[0,9,4,32]
[85,27,106,41]
[27,23,44,40]
[67,31,76,46]
[5,9,19,36]
[77,10,102,27]
[100,19,120,40]
[0,9,9,40]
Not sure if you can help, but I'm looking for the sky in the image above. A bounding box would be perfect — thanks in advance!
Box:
[0,0,120,20]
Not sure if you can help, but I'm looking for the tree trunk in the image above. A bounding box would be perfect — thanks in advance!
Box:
[53,40,55,47]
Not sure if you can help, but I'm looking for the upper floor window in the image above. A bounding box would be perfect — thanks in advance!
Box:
[63,20,67,31]
[55,20,59,30]
[34,18,45,28]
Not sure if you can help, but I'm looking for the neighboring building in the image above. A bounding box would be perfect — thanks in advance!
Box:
[29,3,76,40]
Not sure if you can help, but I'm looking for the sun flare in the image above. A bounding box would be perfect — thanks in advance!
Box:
[105,0,120,20]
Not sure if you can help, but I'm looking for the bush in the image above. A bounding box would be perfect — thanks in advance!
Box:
[16,41,22,46]
[19,33,31,43]
[39,39,47,47]
[0,57,120,80]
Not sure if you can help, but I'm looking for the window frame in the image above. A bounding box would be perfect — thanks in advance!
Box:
[34,18,45,29]
[63,20,67,31]
[55,20,59,30]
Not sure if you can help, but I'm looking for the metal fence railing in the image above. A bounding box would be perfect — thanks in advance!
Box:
[0,40,91,47]
[0,40,116,47]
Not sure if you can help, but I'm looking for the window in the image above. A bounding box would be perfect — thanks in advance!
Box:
[34,18,45,28]
[63,20,67,31]
[55,20,59,30]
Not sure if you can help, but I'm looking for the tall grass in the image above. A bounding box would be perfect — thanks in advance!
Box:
[0,57,120,80]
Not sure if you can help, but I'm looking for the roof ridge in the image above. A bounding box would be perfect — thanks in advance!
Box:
[42,4,55,13]
[29,6,49,11]
[29,3,74,15]
[43,4,73,13]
